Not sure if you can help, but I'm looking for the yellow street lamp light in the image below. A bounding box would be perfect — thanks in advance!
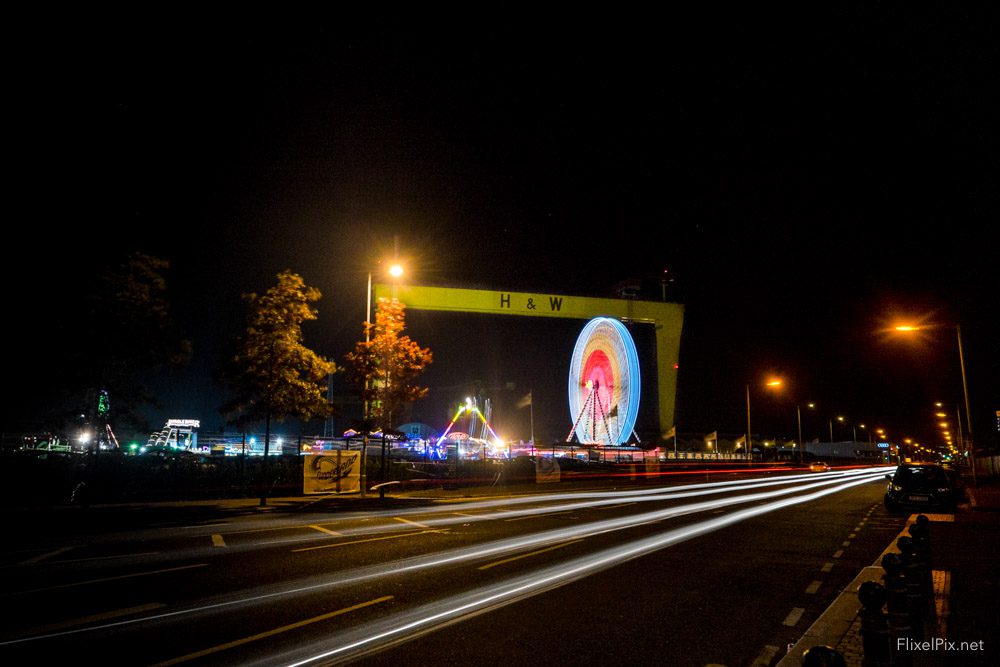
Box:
[361,258,407,496]
[891,321,976,484]
[745,377,785,466]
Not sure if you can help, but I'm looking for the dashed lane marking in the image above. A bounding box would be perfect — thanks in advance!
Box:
[805,580,822,595]
[477,539,584,571]
[783,607,805,627]
[821,562,834,573]
[211,534,226,548]
[309,525,343,537]
[394,516,431,529]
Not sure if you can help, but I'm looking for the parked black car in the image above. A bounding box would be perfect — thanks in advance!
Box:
[884,464,961,513]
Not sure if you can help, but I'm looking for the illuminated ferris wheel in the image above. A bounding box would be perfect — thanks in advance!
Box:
[566,317,641,446]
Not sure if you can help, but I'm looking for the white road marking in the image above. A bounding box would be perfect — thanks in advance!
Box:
[783,607,805,626]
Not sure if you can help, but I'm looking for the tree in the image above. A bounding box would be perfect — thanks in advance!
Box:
[221,270,335,505]
[53,252,192,436]
[345,298,432,494]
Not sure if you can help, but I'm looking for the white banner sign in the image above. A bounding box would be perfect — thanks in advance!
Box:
[304,451,361,494]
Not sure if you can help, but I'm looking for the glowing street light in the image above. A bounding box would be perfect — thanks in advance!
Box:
[745,377,785,465]
[796,402,816,465]
[361,257,406,497]
[891,321,976,484]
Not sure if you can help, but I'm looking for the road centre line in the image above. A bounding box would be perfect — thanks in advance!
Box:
[594,502,638,511]
[504,510,573,522]
[26,602,166,636]
[13,563,209,596]
[394,517,431,529]
[150,595,393,666]
[18,546,76,566]
[292,529,447,553]
[477,540,585,571]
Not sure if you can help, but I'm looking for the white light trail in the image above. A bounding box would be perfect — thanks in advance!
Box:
[2,469,889,650]
[277,472,886,666]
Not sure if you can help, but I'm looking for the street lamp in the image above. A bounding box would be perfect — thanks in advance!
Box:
[796,402,815,465]
[361,260,406,497]
[892,322,976,484]
[745,378,783,466]
[745,384,751,465]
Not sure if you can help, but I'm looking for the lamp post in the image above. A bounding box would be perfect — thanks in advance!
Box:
[745,383,752,466]
[361,260,406,497]
[796,405,802,464]
[745,378,782,466]
[361,269,373,497]
[796,403,815,465]
[955,325,977,484]
[893,322,976,485]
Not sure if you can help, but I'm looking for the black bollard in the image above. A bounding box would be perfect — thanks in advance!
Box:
[907,518,934,614]
[802,645,847,667]
[897,536,929,631]
[882,552,914,667]
[858,581,891,667]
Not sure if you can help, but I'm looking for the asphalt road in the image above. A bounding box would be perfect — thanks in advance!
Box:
[0,467,901,666]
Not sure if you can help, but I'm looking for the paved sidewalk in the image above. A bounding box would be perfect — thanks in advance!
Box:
[778,484,1000,666]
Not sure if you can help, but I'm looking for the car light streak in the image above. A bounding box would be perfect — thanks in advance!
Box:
[249,468,888,548]
[275,473,883,666]
[150,596,393,667]
[1,469,888,648]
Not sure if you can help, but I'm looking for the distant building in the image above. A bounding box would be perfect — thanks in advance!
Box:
[802,440,883,461]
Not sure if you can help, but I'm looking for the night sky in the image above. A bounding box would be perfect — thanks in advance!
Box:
[7,11,998,450]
